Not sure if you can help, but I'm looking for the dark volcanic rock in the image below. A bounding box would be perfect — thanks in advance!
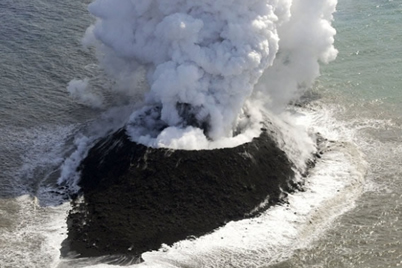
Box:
[64,127,299,259]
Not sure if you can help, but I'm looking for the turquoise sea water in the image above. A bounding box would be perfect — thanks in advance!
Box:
[280,1,402,267]
[0,0,401,267]
[323,0,402,108]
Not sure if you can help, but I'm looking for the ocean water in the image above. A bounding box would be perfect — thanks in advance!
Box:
[0,0,401,267]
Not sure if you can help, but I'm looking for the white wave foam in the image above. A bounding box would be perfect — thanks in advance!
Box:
[1,125,78,198]
[0,196,69,268]
[55,103,367,268]
[0,125,80,268]
[128,107,367,268]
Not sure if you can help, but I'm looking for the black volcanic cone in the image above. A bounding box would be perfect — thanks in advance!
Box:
[64,127,299,259]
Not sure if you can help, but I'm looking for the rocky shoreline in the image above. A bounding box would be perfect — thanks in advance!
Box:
[62,127,302,260]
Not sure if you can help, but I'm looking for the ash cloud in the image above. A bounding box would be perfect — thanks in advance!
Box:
[71,0,338,150]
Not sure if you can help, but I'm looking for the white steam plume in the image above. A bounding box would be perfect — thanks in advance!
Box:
[255,0,338,110]
[67,78,104,108]
[76,0,338,149]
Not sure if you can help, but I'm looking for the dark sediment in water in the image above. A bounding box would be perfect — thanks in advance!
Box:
[63,127,300,260]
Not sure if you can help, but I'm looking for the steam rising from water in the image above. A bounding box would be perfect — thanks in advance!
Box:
[71,0,338,149]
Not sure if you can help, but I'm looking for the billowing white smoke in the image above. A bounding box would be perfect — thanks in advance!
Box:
[67,78,104,108]
[75,0,338,150]
[255,0,338,110]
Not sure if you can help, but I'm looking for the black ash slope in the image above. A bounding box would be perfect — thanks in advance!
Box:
[64,127,301,259]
